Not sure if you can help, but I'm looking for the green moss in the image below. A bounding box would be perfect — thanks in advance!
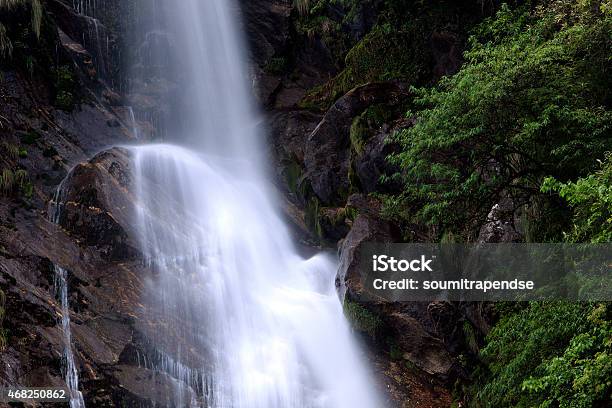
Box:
[265,57,288,75]
[389,341,403,360]
[463,321,479,353]
[343,299,382,339]
[304,196,323,239]
[52,65,77,110]
[284,159,304,195]
[303,22,429,108]
[349,115,369,156]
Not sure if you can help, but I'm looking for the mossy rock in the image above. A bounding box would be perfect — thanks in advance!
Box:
[302,23,429,108]
[343,299,382,339]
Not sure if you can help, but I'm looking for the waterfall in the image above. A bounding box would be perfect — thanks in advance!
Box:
[127,106,140,139]
[127,0,382,407]
[49,187,86,408]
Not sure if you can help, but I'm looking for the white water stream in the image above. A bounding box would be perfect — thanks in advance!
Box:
[50,187,86,408]
[126,0,382,407]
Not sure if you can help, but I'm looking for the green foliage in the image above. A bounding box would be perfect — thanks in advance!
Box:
[0,167,29,196]
[265,57,288,75]
[294,0,363,76]
[542,153,612,243]
[0,168,15,193]
[300,0,484,109]
[304,195,323,239]
[53,65,76,110]
[305,22,428,107]
[343,299,382,339]
[0,0,42,58]
[386,2,611,239]
[475,302,611,407]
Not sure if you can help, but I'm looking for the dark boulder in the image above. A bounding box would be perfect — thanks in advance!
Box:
[336,196,398,301]
[304,82,408,205]
[336,196,464,381]
[53,147,138,261]
[353,117,414,193]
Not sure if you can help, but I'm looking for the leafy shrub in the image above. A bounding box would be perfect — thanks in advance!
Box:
[53,65,77,110]
[475,302,611,407]
[542,153,612,243]
[385,1,611,239]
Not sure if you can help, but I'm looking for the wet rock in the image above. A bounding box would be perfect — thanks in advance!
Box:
[54,148,138,261]
[318,207,352,241]
[304,82,408,205]
[242,0,292,66]
[335,200,460,400]
[387,312,454,377]
[336,197,466,381]
[477,198,523,243]
[336,194,399,300]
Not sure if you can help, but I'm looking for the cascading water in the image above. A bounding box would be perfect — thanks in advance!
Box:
[49,187,86,408]
[128,0,382,407]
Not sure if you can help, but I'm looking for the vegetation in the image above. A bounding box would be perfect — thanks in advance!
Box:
[384,1,611,240]
[542,153,612,243]
[344,299,382,339]
[473,302,611,407]
[298,0,483,109]
[0,0,41,58]
[338,1,612,406]
[0,0,79,110]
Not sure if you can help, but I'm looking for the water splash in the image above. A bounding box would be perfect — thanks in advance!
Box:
[49,187,86,408]
[130,145,381,408]
[126,0,383,406]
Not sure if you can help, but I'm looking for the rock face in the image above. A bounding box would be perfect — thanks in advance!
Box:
[478,198,524,243]
[334,196,457,404]
[336,195,473,382]
[304,82,408,205]
[353,117,413,194]
[54,148,138,261]
[0,146,212,406]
